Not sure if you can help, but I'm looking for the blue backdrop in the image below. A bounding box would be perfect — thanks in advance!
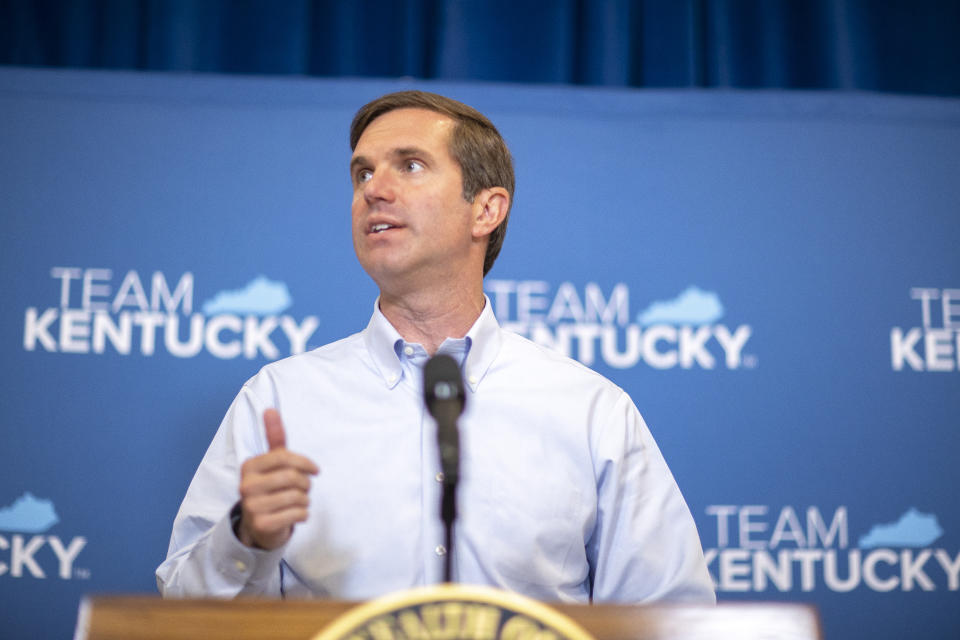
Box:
[1,66,959,638]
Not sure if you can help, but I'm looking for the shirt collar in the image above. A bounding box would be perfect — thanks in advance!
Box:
[461,295,501,393]
[362,295,502,392]
[363,299,405,389]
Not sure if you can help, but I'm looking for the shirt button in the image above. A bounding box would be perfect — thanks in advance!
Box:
[435,472,444,482]
[468,374,478,385]
[404,345,415,356]
[435,545,447,556]
[234,560,247,572]
[387,374,397,383]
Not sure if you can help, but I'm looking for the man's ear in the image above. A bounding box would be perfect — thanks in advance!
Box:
[471,187,510,239]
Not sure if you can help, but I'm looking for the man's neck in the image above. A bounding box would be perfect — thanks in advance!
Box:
[379,283,485,355]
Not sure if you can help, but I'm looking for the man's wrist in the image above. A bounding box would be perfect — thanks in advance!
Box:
[229,501,258,548]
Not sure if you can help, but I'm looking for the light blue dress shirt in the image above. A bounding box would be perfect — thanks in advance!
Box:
[156,298,715,603]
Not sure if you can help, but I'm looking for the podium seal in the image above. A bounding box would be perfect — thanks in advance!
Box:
[312,585,595,640]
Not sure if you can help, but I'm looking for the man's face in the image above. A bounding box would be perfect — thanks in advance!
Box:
[350,108,476,290]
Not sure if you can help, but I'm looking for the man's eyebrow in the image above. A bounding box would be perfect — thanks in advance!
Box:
[391,146,432,160]
[349,155,369,173]
[350,147,435,172]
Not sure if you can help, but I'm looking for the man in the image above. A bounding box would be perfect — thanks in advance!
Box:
[157,91,715,603]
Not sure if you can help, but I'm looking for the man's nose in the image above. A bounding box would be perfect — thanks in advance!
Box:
[362,168,395,204]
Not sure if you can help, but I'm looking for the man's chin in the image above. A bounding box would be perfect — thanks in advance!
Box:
[357,257,413,289]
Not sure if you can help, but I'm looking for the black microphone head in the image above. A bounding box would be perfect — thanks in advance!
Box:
[424,354,466,416]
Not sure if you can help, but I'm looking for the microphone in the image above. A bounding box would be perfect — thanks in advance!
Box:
[423,354,465,583]
[424,354,465,485]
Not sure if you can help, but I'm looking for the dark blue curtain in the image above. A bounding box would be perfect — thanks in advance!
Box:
[2,0,959,96]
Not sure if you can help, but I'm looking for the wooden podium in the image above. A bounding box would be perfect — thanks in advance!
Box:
[75,595,822,640]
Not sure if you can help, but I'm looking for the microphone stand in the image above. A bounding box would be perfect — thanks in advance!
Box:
[434,400,460,583]
[441,470,456,583]
[424,355,464,584]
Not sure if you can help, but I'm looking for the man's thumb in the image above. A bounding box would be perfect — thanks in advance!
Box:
[263,408,286,451]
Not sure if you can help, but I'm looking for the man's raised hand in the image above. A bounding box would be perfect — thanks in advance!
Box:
[237,409,319,549]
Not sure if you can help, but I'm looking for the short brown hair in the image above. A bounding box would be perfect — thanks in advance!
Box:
[350,91,514,276]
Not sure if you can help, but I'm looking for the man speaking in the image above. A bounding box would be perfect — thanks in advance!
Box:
[156,91,715,604]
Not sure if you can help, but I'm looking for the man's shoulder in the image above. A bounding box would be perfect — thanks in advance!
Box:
[248,330,367,381]
[495,326,623,393]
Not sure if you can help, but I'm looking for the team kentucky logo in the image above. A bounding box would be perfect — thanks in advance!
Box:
[890,287,960,372]
[0,492,88,580]
[703,505,959,593]
[486,280,755,370]
[23,267,319,360]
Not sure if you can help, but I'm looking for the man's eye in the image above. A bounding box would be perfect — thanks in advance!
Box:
[356,169,372,183]
[404,160,424,173]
